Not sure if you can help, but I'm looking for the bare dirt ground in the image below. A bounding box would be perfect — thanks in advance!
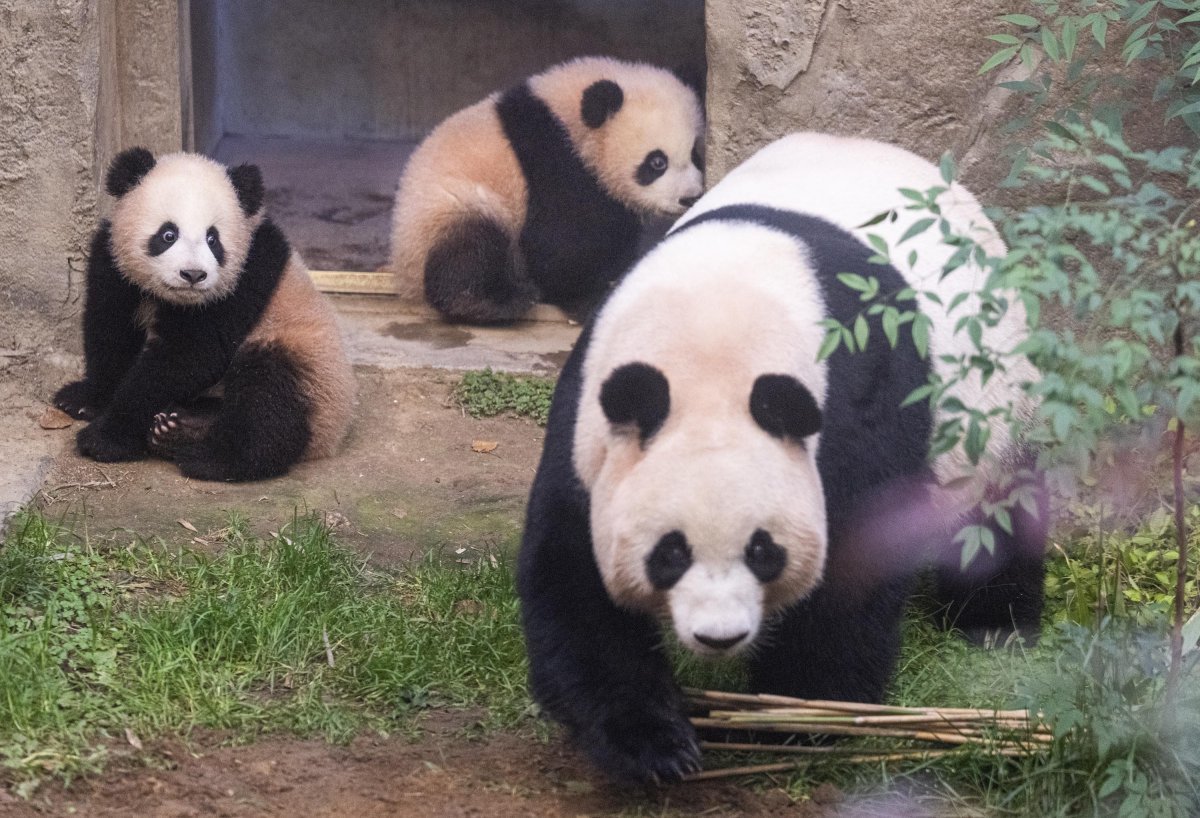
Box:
[3,712,838,818]
[35,367,545,565]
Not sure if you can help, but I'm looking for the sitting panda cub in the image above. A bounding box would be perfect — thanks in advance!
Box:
[54,148,355,482]
[389,56,704,323]
[518,132,1047,783]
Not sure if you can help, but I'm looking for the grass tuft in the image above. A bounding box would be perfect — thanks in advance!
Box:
[0,512,526,795]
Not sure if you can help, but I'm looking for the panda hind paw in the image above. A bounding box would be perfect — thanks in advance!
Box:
[148,410,208,459]
[582,705,701,785]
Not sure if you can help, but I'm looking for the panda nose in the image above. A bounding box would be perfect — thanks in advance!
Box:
[694,631,748,651]
[679,196,699,208]
[179,269,207,284]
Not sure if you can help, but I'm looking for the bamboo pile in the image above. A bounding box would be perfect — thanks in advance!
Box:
[685,688,1052,781]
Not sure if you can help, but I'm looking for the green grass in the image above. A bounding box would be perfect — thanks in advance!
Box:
[0,512,527,796]
[453,369,556,426]
[2,507,1198,814]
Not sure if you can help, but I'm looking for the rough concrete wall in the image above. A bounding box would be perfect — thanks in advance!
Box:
[0,0,183,360]
[201,0,704,144]
[114,0,184,154]
[0,1,104,354]
[704,0,1019,189]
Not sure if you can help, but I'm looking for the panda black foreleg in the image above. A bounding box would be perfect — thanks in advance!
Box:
[424,217,537,323]
[55,223,146,420]
[519,485,699,784]
[76,336,231,462]
[172,344,311,482]
[749,577,912,706]
[931,483,1048,647]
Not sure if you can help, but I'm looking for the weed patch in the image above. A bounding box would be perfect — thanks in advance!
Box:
[452,369,555,426]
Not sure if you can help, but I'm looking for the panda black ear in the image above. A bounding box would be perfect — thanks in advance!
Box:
[600,362,670,442]
[106,147,156,198]
[750,374,822,442]
[227,163,265,216]
[581,80,624,129]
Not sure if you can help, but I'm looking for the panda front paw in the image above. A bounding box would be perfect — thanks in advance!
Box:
[579,702,701,785]
[54,380,101,421]
[76,421,147,462]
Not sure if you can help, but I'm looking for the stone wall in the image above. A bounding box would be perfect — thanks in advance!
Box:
[703,0,1016,188]
[0,0,183,356]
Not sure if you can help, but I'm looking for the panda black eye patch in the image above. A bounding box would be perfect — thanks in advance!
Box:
[206,226,226,266]
[147,222,180,257]
[636,150,669,186]
[744,529,787,583]
[750,373,822,442]
[646,531,692,590]
[599,362,670,443]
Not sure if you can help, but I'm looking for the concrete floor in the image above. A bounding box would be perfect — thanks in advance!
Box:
[3,294,580,541]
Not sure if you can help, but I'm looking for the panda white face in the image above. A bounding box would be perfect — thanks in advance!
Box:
[545,62,704,217]
[109,153,257,306]
[574,227,833,656]
[589,79,704,216]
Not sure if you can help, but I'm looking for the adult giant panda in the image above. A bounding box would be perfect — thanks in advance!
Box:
[518,132,1047,783]
[389,56,704,323]
[54,148,356,482]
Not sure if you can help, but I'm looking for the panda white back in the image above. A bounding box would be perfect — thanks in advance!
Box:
[677,132,1036,487]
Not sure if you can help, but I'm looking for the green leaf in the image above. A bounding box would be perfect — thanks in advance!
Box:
[1092,15,1108,46]
[882,308,900,348]
[993,506,1013,535]
[1078,174,1111,195]
[912,314,932,358]
[1124,37,1149,63]
[987,33,1021,45]
[1167,98,1200,121]
[837,272,872,293]
[1061,18,1078,60]
[901,383,935,408]
[1184,608,1200,655]
[853,314,869,351]
[856,209,894,228]
[816,328,842,362]
[979,46,1019,74]
[939,152,957,185]
[999,13,1039,28]
[900,217,937,245]
[867,233,889,257]
[1041,26,1061,61]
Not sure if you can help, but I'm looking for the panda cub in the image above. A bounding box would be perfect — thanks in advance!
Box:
[518,132,1047,783]
[389,56,704,323]
[54,148,355,482]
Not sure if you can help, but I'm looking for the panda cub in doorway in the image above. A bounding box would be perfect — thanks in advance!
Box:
[518,132,1047,783]
[389,56,704,323]
[54,148,356,482]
